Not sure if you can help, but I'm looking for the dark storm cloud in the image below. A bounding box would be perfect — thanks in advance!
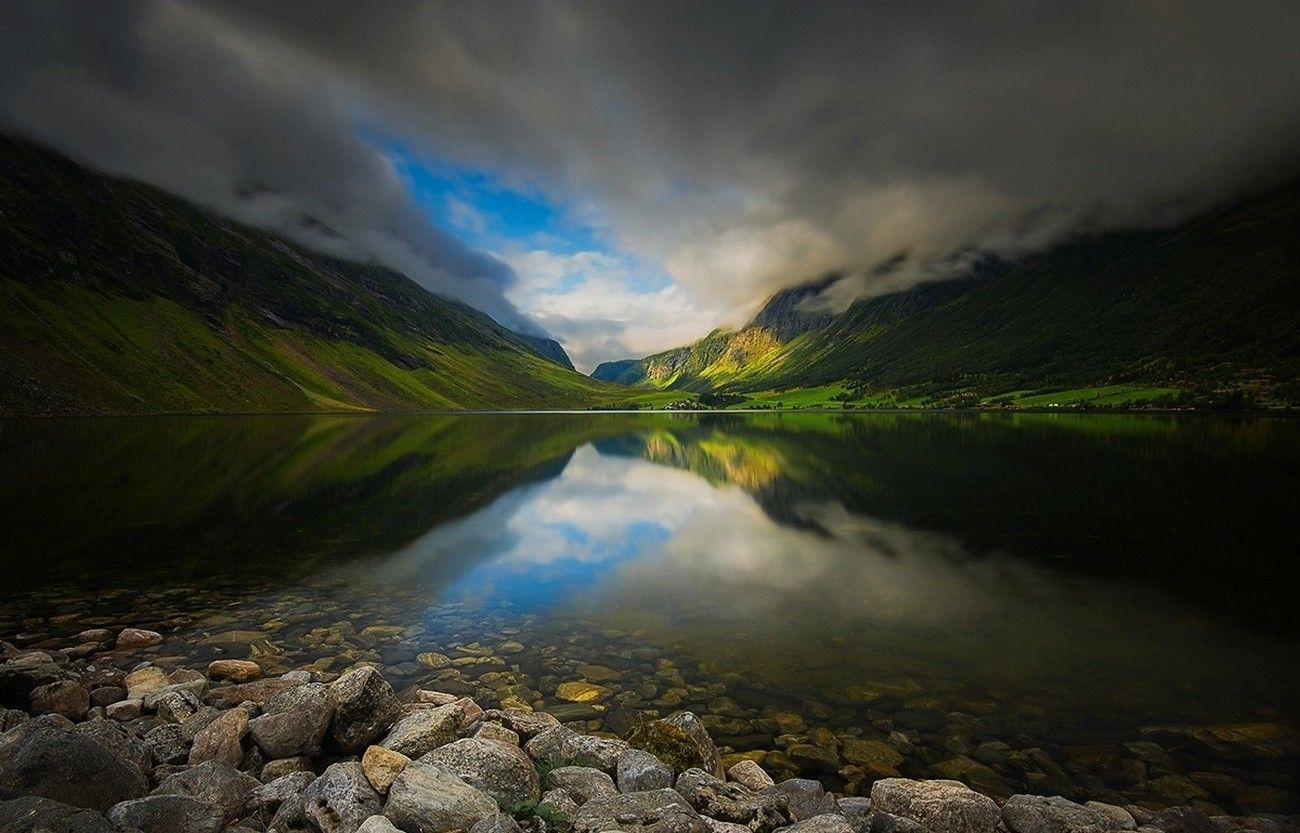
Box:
[207,0,1300,315]
[0,0,532,330]
[3,1,1299,345]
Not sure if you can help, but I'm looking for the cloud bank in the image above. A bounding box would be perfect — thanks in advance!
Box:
[3,1,1299,366]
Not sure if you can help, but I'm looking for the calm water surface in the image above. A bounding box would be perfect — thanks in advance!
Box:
[1,413,1296,812]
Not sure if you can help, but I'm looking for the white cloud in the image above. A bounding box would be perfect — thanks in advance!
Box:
[502,249,720,372]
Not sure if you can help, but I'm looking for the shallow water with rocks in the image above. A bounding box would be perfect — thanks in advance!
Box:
[1,413,1296,817]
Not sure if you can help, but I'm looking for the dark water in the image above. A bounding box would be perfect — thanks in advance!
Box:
[1,413,1297,812]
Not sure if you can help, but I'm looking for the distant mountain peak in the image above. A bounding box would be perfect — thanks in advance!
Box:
[516,334,576,371]
[748,273,842,341]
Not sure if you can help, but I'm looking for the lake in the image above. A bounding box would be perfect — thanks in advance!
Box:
[1,412,1296,814]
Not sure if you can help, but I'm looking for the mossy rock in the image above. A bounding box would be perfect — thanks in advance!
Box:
[626,711,722,778]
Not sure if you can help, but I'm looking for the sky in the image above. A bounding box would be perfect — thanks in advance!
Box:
[2,1,1299,372]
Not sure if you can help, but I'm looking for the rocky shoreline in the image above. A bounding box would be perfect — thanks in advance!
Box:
[2,628,1297,833]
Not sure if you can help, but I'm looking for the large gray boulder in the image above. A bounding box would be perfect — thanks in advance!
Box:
[0,795,116,833]
[380,703,463,758]
[564,733,632,773]
[0,716,147,811]
[1002,795,1123,833]
[385,760,500,833]
[244,770,316,822]
[107,794,225,833]
[572,788,711,833]
[421,737,541,806]
[248,681,334,758]
[154,759,260,824]
[870,779,999,833]
[304,762,384,833]
[331,667,402,753]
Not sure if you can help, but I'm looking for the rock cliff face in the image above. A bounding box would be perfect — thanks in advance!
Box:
[748,275,840,342]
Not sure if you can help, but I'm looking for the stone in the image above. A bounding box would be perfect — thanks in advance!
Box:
[246,770,316,818]
[619,748,674,793]
[0,794,116,833]
[867,810,931,833]
[572,787,710,833]
[547,765,619,803]
[208,659,262,683]
[422,736,541,806]
[331,666,402,753]
[542,786,582,821]
[107,795,224,833]
[205,676,303,708]
[787,815,858,833]
[87,685,125,709]
[71,720,151,778]
[1085,802,1136,830]
[155,759,260,822]
[678,768,790,832]
[564,733,632,773]
[472,811,526,833]
[385,760,500,833]
[476,722,522,746]
[837,797,873,833]
[789,743,842,774]
[28,680,89,721]
[416,689,463,706]
[488,708,561,739]
[363,744,411,794]
[705,819,753,833]
[558,681,614,702]
[1150,807,1218,833]
[728,759,774,791]
[261,755,313,781]
[189,707,249,767]
[124,666,168,700]
[304,762,384,833]
[248,681,334,758]
[765,779,840,823]
[843,739,904,769]
[628,711,724,779]
[381,702,464,758]
[115,628,163,649]
[143,722,189,765]
[152,688,203,723]
[106,698,143,721]
[928,757,1014,799]
[1002,795,1122,833]
[418,651,452,668]
[870,779,999,833]
[360,815,405,833]
[0,716,147,811]
[526,725,580,764]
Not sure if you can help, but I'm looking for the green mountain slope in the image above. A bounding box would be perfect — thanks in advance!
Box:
[0,136,618,415]
[594,183,1300,407]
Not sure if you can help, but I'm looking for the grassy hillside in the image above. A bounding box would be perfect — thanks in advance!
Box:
[595,183,1300,409]
[0,136,627,415]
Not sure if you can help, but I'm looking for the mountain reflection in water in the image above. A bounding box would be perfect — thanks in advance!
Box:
[1,413,1296,810]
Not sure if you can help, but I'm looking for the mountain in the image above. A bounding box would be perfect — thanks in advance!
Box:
[517,334,577,371]
[593,182,1300,408]
[0,135,619,416]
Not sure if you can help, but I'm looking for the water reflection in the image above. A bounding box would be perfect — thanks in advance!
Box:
[1,413,1297,811]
